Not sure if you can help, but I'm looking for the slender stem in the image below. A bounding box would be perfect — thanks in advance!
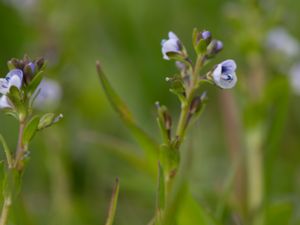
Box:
[0,194,11,225]
[14,121,26,171]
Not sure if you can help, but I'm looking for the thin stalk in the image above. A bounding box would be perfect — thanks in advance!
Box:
[14,121,26,171]
[0,194,11,225]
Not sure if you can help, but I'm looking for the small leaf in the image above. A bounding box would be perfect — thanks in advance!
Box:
[23,115,40,146]
[38,113,63,130]
[195,39,208,54]
[96,61,158,161]
[105,178,120,225]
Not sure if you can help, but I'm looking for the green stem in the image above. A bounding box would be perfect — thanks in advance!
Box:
[14,121,26,171]
[0,194,11,225]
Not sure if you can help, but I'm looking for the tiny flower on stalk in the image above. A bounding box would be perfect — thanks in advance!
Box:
[0,69,23,109]
[208,59,237,89]
[206,40,223,57]
[161,32,187,61]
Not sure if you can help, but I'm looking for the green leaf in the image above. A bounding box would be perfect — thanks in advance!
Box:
[195,39,208,54]
[105,178,120,225]
[23,115,40,146]
[38,113,63,130]
[0,134,13,168]
[96,61,158,161]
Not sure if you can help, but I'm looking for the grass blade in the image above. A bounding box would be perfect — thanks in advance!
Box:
[96,61,159,160]
[105,178,120,225]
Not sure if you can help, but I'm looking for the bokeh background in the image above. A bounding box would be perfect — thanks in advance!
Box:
[1,0,300,224]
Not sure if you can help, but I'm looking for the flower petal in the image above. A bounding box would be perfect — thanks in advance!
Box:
[0,96,12,109]
[168,31,179,41]
[0,78,9,94]
[221,59,237,73]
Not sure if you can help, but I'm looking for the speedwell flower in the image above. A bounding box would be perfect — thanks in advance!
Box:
[211,59,237,89]
[161,32,184,60]
[0,69,23,109]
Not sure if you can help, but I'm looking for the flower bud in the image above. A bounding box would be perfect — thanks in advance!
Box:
[207,40,223,57]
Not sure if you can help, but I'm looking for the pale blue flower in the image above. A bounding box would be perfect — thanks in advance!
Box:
[0,69,23,109]
[212,60,237,89]
[0,69,23,95]
[161,32,182,60]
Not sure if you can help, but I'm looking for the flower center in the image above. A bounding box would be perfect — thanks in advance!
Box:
[221,73,233,82]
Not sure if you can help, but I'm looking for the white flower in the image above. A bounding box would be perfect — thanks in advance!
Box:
[289,63,300,95]
[161,32,182,60]
[266,27,299,58]
[0,69,23,109]
[34,78,62,110]
[212,59,237,89]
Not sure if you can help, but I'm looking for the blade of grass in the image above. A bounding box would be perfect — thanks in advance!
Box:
[105,178,120,225]
[96,61,158,160]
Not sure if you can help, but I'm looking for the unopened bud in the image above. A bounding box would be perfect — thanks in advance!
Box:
[207,40,223,56]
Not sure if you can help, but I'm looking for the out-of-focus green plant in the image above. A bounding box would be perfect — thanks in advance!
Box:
[217,1,299,225]
[0,56,62,225]
[96,28,238,225]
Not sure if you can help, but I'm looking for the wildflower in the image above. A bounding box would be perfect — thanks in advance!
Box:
[0,69,23,109]
[211,59,237,89]
[161,32,184,60]
[0,69,23,94]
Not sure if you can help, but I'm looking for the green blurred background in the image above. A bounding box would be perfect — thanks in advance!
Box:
[1,0,300,224]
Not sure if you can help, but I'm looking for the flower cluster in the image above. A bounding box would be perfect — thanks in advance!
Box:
[157,29,237,152]
[161,29,237,89]
[0,56,62,123]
